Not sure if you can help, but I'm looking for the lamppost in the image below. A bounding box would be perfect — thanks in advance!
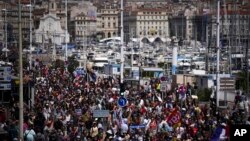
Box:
[120,0,124,84]
[2,9,8,58]
[18,0,24,140]
[26,1,33,70]
[216,0,221,107]
[65,0,68,70]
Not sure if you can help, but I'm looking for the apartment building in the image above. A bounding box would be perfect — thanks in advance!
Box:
[69,1,97,43]
[72,12,97,43]
[124,6,170,42]
[0,1,32,48]
[96,3,119,39]
[0,1,7,48]
[169,6,198,41]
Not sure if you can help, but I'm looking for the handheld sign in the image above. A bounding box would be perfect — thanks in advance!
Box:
[118,97,128,107]
[93,110,110,118]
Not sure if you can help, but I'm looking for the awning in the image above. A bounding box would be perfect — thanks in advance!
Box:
[142,67,163,72]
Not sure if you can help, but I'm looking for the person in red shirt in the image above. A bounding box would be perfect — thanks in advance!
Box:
[0,108,6,123]
[149,117,157,138]
[225,121,231,141]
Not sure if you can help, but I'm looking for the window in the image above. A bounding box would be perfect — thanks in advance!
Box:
[108,22,110,27]
[102,23,104,28]
[108,17,110,20]
[113,22,116,27]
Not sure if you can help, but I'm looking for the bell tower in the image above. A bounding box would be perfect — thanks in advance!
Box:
[48,0,57,14]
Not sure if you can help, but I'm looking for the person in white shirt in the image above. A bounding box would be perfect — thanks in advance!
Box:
[24,125,36,141]
[219,123,227,141]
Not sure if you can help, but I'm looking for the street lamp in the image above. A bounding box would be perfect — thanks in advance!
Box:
[18,0,24,140]
[65,0,68,69]
[2,9,8,58]
[26,1,33,70]
[120,0,124,84]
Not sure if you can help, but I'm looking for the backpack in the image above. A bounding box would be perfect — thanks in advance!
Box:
[24,130,31,141]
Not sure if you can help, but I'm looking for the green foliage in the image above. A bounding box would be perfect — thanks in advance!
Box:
[196,88,212,102]
[52,55,79,74]
[158,62,165,68]
[67,55,79,74]
[235,71,249,92]
[52,59,64,69]
[23,56,29,69]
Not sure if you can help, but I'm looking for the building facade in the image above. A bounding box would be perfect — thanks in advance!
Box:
[169,7,198,41]
[124,7,170,42]
[35,13,69,45]
[69,1,97,42]
[72,12,97,43]
[0,1,32,48]
[96,3,119,39]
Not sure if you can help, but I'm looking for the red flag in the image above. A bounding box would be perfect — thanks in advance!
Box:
[167,109,181,125]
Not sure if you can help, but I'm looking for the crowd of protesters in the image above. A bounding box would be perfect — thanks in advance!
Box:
[0,61,249,141]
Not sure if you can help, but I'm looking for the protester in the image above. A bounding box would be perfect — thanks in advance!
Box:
[0,61,249,141]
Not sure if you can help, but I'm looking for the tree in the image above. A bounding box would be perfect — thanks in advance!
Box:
[52,55,79,74]
[158,62,165,68]
[67,55,79,74]
[196,88,212,102]
[52,59,64,70]
[235,71,249,92]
